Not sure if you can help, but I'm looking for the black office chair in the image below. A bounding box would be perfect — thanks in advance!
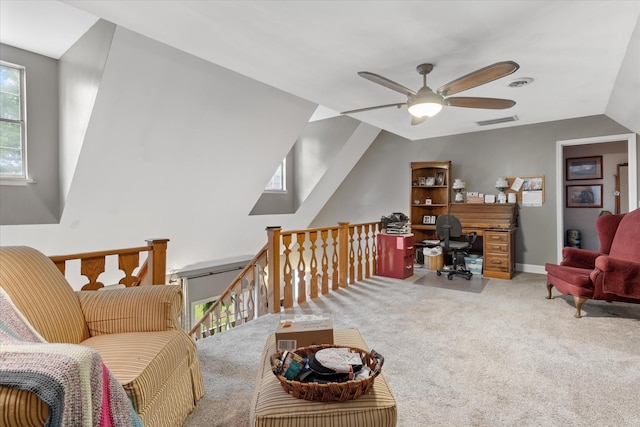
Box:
[434,214,477,280]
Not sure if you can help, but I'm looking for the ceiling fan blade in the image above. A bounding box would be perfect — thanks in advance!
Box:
[445,97,516,109]
[341,102,406,114]
[411,115,428,126]
[358,72,417,96]
[437,61,519,97]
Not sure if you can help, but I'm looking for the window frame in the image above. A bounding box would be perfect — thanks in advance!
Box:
[264,158,287,193]
[0,60,28,182]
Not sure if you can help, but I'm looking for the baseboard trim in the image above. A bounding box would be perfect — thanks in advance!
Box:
[516,263,546,275]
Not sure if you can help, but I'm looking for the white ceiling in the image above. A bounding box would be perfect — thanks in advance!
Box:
[1,1,639,141]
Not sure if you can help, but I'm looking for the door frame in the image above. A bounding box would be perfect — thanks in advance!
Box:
[555,133,637,263]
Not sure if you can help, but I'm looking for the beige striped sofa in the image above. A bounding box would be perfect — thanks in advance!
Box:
[0,246,204,426]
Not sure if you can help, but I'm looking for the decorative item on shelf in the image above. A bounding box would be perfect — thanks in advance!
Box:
[413,199,420,205]
[496,177,509,203]
[425,198,432,205]
[452,178,466,203]
[466,192,484,203]
[425,177,435,186]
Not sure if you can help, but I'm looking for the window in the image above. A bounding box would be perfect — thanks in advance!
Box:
[265,158,286,192]
[0,61,27,179]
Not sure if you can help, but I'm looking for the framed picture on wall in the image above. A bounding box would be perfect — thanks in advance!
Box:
[566,156,603,180]
[566,184,603,208]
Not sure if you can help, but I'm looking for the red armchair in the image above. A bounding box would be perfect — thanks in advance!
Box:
[545,209,640,317]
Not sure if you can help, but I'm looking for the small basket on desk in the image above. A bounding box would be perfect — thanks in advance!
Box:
[270,344,384,402]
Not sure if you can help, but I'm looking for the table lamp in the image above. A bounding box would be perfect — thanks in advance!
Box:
[452,178,466,203]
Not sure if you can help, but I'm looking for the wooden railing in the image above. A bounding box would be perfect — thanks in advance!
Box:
[189,221,380,340]
[50,238,169,290]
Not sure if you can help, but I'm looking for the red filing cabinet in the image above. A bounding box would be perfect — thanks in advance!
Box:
[377,234,414,279]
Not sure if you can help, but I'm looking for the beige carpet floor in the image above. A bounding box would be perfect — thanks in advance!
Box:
[184,267,640,426]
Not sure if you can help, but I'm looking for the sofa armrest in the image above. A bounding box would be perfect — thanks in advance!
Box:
[560,247,600,269]
[594,256,640,298]
[77,285,183,336]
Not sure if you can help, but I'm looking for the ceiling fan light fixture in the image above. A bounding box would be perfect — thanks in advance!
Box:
[407,88,443,118]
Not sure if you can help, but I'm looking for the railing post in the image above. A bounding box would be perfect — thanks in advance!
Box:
[145,238,169,285]
[338,222,350,288]
[266,226,281,313]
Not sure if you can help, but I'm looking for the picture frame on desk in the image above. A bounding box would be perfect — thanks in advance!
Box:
[422,215,436,225]
[425,177,435,186]
[418,177,427,186]
[435,172,445,186]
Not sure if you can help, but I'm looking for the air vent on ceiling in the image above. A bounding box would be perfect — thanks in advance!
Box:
[476,115,519,126]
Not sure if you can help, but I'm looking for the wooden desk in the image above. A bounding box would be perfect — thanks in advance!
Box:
[448,203,518,280]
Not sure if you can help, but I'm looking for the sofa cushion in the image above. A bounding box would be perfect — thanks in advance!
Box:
[81,330,194,414]
[77,285,183,336]
[0,246,89,344]
[608,209,640,262]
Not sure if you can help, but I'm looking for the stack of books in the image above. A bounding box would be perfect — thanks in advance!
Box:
[385,222,411,235]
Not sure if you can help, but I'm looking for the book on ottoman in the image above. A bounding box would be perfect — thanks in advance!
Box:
[275,313,333,351]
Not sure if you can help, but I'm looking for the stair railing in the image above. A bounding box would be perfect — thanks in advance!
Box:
[50,238,169,290]
[189,221,380,340]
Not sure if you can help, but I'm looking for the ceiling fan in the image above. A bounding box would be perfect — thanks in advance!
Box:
[342,61,520,125]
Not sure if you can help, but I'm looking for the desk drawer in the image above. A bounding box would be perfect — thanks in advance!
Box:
[485,232,508,243]
[485,242,508,253]
[484,253,510,272]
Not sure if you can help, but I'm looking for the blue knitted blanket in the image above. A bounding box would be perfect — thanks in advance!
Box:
[0,288,142,427]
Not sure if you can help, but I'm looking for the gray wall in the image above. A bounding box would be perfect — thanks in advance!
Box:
[0,44,59,225]
[312,115,632,268]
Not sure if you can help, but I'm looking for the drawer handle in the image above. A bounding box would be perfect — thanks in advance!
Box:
[407,246,413,250]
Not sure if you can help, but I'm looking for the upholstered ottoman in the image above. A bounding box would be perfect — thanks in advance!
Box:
[250,328,397,427]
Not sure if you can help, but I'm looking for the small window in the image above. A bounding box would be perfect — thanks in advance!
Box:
[265,158,286,192]
[0,61,27,179]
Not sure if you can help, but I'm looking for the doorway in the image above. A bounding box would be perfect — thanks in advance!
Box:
[555,133,637,263]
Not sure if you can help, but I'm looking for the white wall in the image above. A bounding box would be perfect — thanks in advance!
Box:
[0,25,329,283]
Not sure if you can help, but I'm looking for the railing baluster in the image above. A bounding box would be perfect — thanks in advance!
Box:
[118,252,140,287]
[363,224,371,278]
[80,257,106,290]
[356,225,364,282]
[331,228,340,290]
[320,230,329,295]
[348,226,356,285]
[282,233,294,309]
[309,231,319,299]
[296,233,307,304]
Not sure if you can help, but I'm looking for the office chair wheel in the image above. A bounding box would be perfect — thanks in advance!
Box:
[436,271,442,276]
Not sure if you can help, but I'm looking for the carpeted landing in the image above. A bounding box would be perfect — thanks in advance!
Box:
[184,270,640,427]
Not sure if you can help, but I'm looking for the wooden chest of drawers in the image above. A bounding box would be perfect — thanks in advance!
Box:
[483,229,515,279]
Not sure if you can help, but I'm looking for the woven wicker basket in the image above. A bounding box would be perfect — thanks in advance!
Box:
[427,253,444,270]
[270,344,384,402]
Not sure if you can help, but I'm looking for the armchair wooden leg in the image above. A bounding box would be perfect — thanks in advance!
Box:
[546,282,553,299]
[573,296,588,318]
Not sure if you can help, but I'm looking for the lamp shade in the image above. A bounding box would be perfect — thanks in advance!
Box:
[407,87,443,118]
[453,178,466,190]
